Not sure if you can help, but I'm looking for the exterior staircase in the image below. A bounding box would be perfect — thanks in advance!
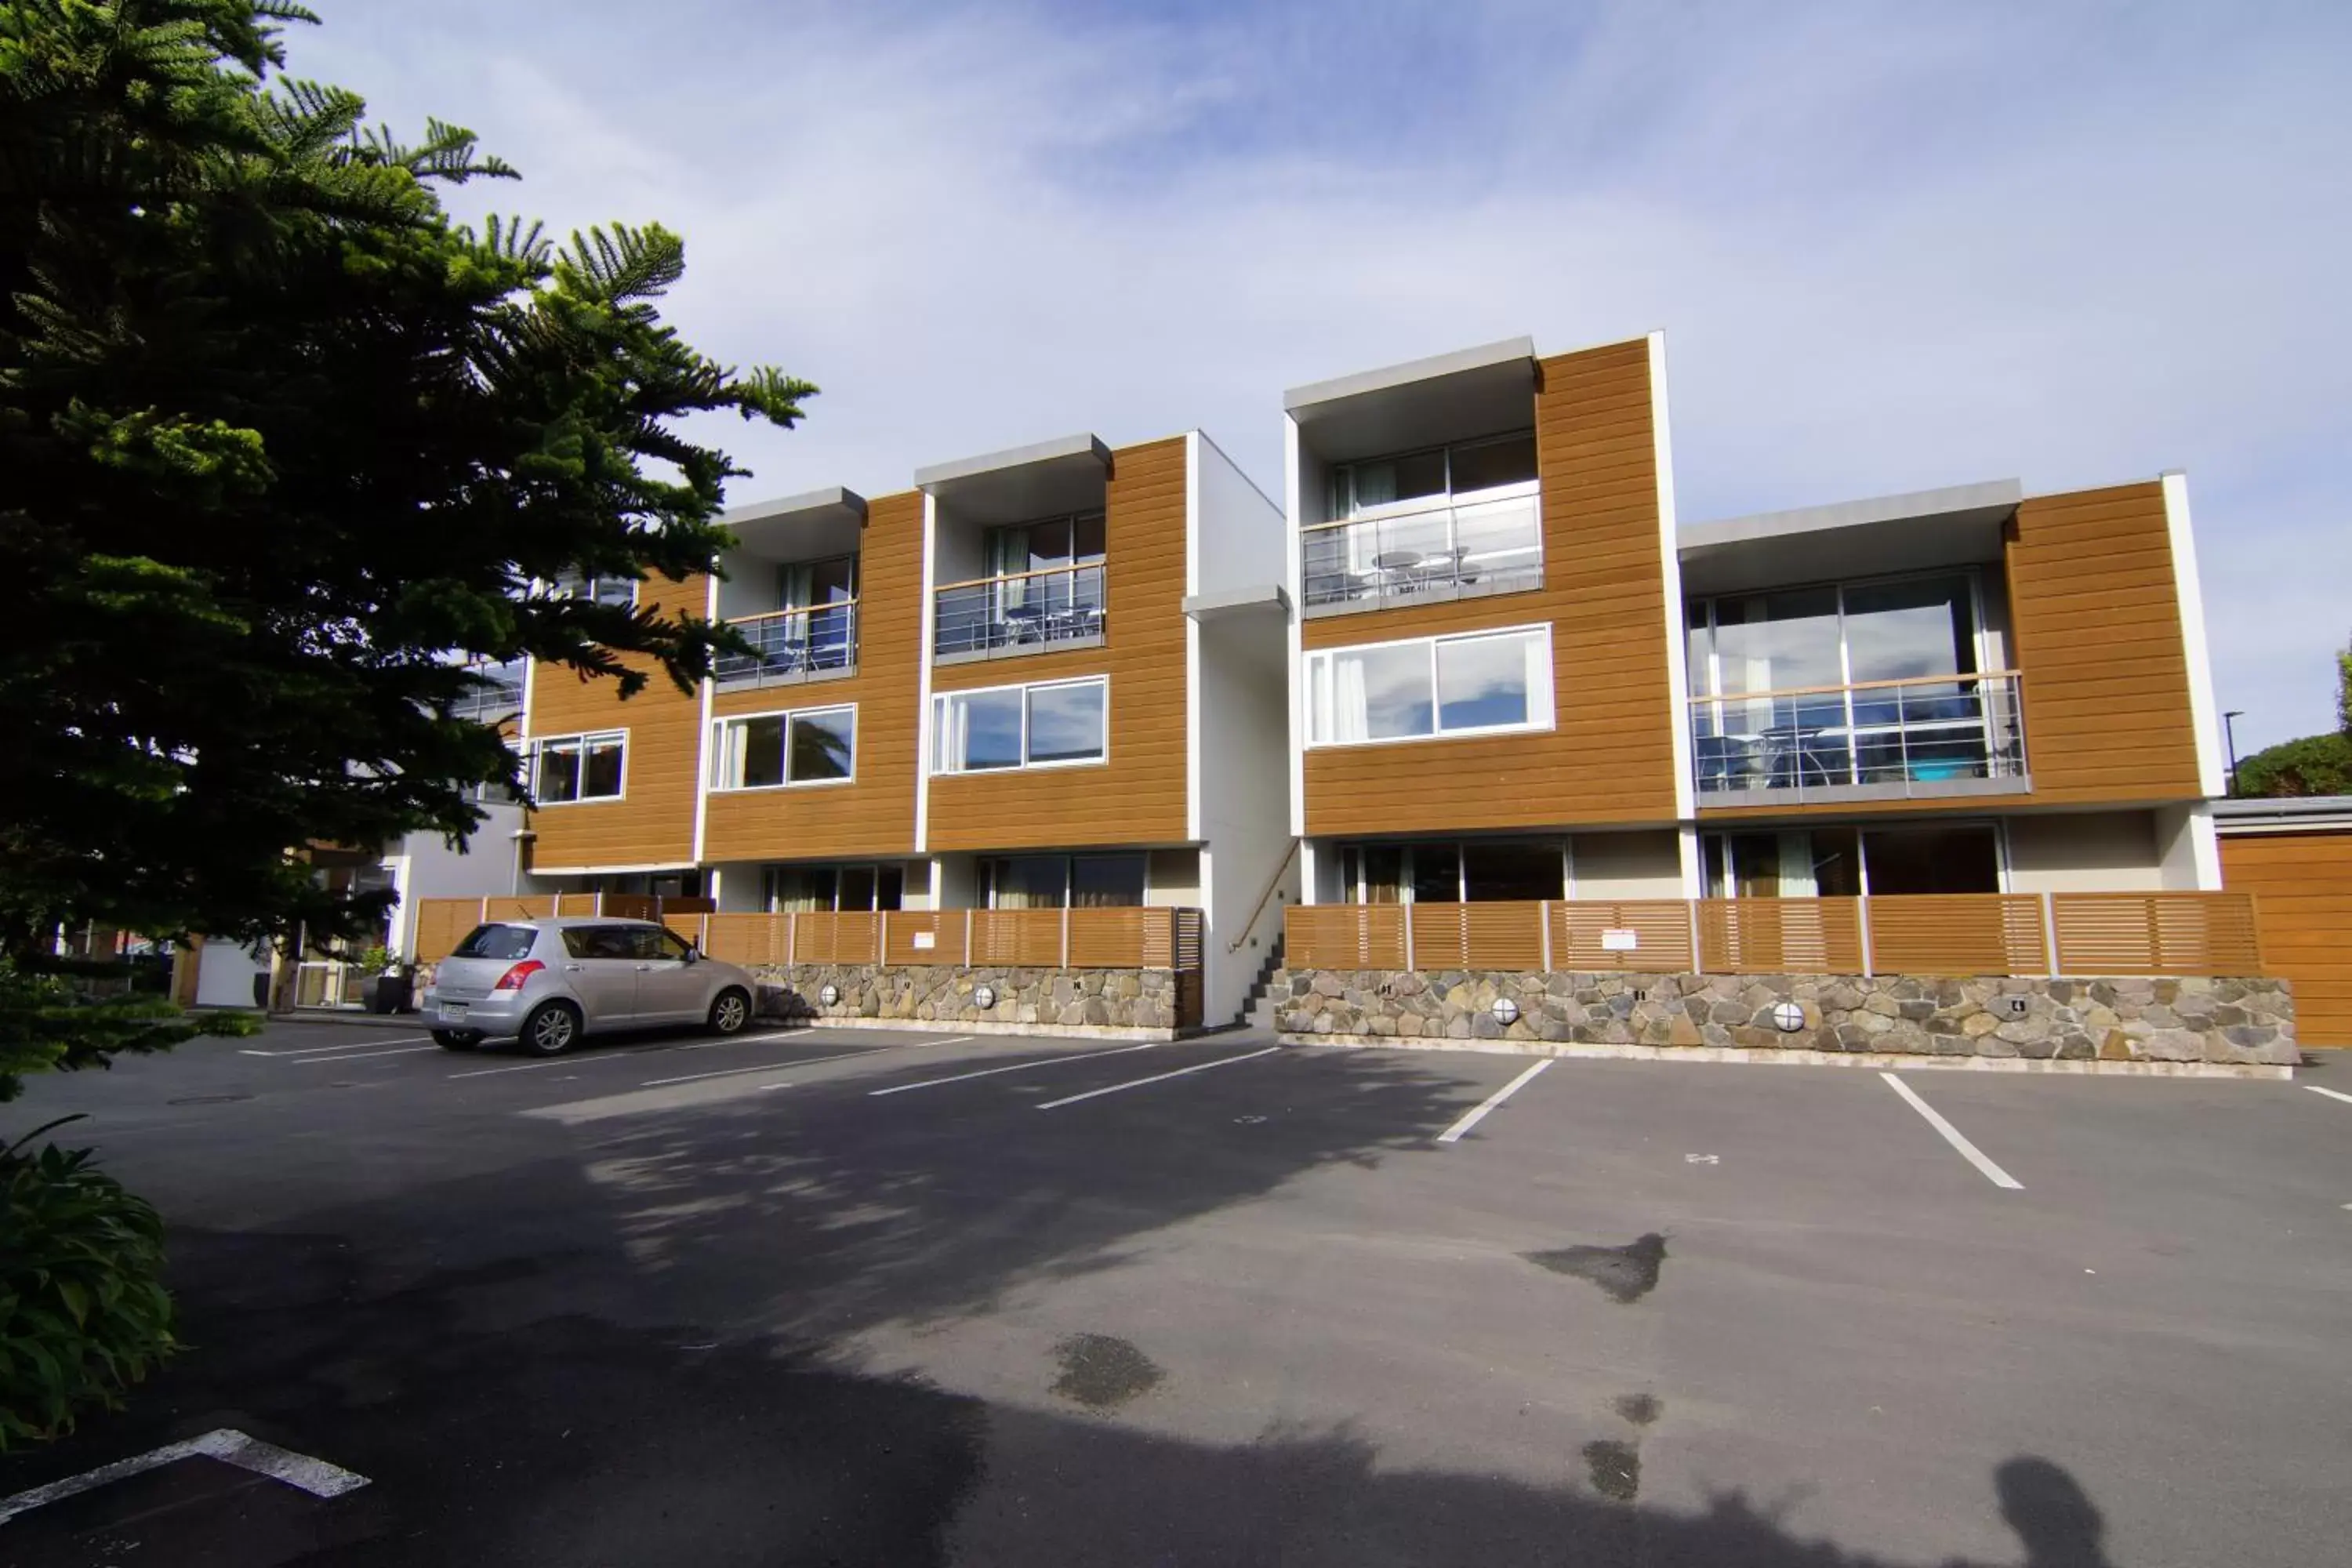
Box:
[1237,932,1287,1033]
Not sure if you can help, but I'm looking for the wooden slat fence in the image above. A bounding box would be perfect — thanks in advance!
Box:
[1284,904,1408,971]
[1552,900,1696,973]
[1699,898,1866,974]
[2051,892,2263,976]
[1867,895,2048,977]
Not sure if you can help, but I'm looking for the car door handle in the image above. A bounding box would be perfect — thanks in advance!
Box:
[635,964,652,971]
[564,964,584,972]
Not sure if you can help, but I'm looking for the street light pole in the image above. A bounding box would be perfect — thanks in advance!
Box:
[2223,710,2245,796]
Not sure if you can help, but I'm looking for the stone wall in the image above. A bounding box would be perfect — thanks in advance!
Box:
[750,964,1187,1037]
[1272,969,2299,1067]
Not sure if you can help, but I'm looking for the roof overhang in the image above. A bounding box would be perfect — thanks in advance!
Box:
[2214,794,2352,832]
[719,485,868,563]
[916,434,1112,524]
[1285,337,1538,464]
[1678,479,2023,597]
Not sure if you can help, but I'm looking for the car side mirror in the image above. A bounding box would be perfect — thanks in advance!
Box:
[683,947,700,964]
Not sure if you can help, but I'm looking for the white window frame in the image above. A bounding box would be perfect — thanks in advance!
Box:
[531,730,627,804]
[931,675,1110,775]
[708,703,858,792]
[551,570,641,609]
[1304,624,1555,750]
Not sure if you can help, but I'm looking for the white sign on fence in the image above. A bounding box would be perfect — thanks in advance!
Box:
[1599,929,1640,953]
[913,931,935,950]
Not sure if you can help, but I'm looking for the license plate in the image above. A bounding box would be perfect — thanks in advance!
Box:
[441,1003,470,1022]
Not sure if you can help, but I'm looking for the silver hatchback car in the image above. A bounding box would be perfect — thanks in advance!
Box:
[423,917,758,1055]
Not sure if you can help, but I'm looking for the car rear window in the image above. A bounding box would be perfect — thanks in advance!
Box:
[451,924,537,960]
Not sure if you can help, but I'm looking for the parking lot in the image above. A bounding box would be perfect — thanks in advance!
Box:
[3,1016,2348,1566]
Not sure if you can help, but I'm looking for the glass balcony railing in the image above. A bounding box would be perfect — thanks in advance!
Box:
[934,563,1105,657]
[1300,487,1543,610]
[449,658,526,722]
[714,602,857,684]
[1690,671,2026,800]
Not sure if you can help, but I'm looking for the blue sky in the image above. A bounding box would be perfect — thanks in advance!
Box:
[299,0,2352,750]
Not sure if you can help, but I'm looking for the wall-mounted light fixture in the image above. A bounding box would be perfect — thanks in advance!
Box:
[818,982,840,1007]
[975,983,998,1010]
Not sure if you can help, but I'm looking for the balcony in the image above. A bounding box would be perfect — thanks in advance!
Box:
[449,657,525,723]
[1690,670,2027,805]
[1300,486,1542,614]
[934,563,1105,661]
[713,601,857,688]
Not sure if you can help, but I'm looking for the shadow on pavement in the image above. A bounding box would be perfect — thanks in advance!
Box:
[2,1234,2116,1567]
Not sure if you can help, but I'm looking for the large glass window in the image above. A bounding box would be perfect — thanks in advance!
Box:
[1306,627,1552,746]
[763,862,904,912]
[1700,824,1998,897]
[1331,431,1536,517]
[934,677,1108,773]
[710,706,856,789]
[1336,839,1566,903]
[532,731,625,803]
[554,571,639,608]
[977,853,1147,909]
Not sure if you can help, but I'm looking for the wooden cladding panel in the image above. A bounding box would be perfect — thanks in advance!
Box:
[2007,482,2202,804]
[1303,338,1679,836]
[927,437,1190,850]
[2221,830,2352,1046]
[526,572,706,870]
[704,490,924,862]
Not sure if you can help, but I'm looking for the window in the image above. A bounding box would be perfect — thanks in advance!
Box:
[1330,432,1536,518]
[978,853,1146,909]
[1687,575,1980,699]
[709,706,856,790]
[1700,824,2002,897]
[452,924,537,960]
[1306,627,1552,746]
[554,571,639,608]
[763,863,906,913]
[531,731,625,803]
[934,677,1108,773]
[1336,839,1566,903]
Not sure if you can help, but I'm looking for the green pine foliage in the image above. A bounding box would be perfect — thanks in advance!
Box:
[2234,733,2352,799]
[1,0,813,981]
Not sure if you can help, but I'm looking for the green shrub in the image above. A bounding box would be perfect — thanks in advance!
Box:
[2234,731,2352,798]
[0,1120,179,1450]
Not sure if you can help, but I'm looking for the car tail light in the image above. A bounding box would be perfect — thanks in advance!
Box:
[492,960,544,991]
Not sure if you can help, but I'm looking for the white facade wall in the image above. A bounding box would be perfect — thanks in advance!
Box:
[1571,830,1686,898]
[2004,811,2166,893]
[385,804,528,958]
[194,939,267,1009]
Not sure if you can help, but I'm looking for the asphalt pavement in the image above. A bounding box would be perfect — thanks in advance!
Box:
[2,1015,2347,1566]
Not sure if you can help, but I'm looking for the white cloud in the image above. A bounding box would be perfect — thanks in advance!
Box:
[296,0,2352,748]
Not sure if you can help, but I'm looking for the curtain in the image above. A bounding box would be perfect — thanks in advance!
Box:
[1522,632,1553,726]
[1777,831,1816,898]
[1331,652,1370,744]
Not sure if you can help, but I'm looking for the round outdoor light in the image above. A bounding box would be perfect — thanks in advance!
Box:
[1771,1000,1806,1033]
[818,982,840,1007]
[974,983,998,1010]
[1490,996,1521,1025]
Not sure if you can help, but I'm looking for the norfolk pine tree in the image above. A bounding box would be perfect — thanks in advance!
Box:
[0,0,815,1099]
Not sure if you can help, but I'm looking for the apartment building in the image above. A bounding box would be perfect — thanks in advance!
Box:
[499,429,1294,1028]
[1275,332,2288,1067]
[1283,332,2227,912]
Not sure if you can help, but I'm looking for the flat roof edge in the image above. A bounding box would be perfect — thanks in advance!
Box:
[1284,336,1537,413]
[915,433,1111,490]
[2214,794,2352,821]
[1682,478,2024,550]
[720,485,867,527]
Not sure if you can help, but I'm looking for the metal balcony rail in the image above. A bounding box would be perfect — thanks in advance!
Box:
[715,601,858,684]
[1283,892,2263,978]
[449,659,526,722]
[1300,488,1543,609]
[934,563,1105,656]
[1690,670,2026,799]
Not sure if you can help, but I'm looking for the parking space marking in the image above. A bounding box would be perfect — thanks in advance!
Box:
[0,1428,369,1524]
[1434,1058,1553,1144]
[869,1042,1160,1097]
[241,1036,435,1058]
[1880,1073,2024,1189]
[2304,1085,2352,1106]
[665,1028,858,1054]
[290,1044,441,1063]
[1034,1047,1281,1110]
[445,1029,881,1080]
[639,1038,954,1088]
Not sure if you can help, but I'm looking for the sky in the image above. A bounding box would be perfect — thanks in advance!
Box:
[293,0,2352,752]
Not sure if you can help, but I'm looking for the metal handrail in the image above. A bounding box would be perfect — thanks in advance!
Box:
[935,563,1103,593]
[1690,670,2026,797]
[715,601,858,681]
[1299,488,1542,608]
[728,597,860,625]
[934,561,1106,656]
[1686,669,2024,703]
[1227,839,1301,953]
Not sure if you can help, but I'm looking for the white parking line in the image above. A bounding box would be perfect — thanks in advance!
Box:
[290,1044,441,1063]
[2305,1085,2352,1106]
[1880,1073,2024,1190]
[1434,1059,1555,1144]
[639,1037,961,1088]
[870,1041,1160,1096]
[0,1428,369,1524]
[1035,1047,1281,1110]
[665,1028,845,1054]
[241,1036,434,1058]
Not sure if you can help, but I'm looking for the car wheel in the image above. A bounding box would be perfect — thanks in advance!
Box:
[432,1029,484,1052]
[707,987,752,1036]
[521,1001,580,1056]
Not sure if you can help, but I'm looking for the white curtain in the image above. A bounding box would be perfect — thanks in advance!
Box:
[1522,632,1554,727]
[1324,652,1370,744]
[1777,831,1816,898]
